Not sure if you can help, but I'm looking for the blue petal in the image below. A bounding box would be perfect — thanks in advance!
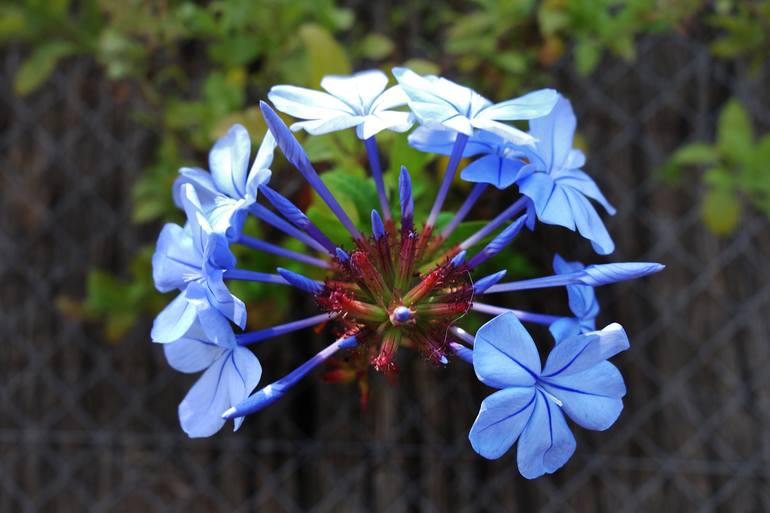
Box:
[163,321,228,373]
[209,124,251,199]
[540,362,625,430]
[553,255,598,321]
[541,323,629,378]
[516,390,576,479]
[244,131,275,199]
[205,197,247,240]
[473,312,541,389]
[518,172,574,230]
[528,96,576,172]
[563,187,615,255]
[203,268,246,329]
[460,154,526,189]
[554,168,616,215]
[173,167,219,209]
[409,126,497,157]
[152,223,201,293]
[178,346,262,438]
[549,317,582,343]
[469,386,536,459]
[151,290,198,343]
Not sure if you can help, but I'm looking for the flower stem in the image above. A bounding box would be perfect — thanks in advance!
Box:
[365,136,391,221]
[459,197,527,251]
[471,302,564,325]
[236,313,335,345]
[426,133,469,227]
[237,235,330,269]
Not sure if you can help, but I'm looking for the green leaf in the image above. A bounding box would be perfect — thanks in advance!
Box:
[701,187,741,236]
[299,24,351,86]
[573,39,601,75]
[359,34,394,60]
[14,40,77,95]
[670,143,718,165]
[717,99,753,164]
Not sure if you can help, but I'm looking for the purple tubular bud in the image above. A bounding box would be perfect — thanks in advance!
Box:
[472,270,507,294]
[427,132,469,227]
[483,262,665,294]
[222,335,358,420]
[260,102,361,239]
[399,166,414,229]
[223,269,289,285]
[450,342,473,364]
[460,197,527,250]
[260,185,337,253]
[276,268,324,295]
[371,209,386,240]
[467,216,526,269]
[450,250,467,268]
[364,136,391,220]
[237,234,330,269]
[581,262,665,286]
[249,203,327,254]
[335,247,350,263]
[237,313,334,345]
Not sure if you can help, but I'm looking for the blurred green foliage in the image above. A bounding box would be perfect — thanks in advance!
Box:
[3,0,765,339]
[663,100,770,236]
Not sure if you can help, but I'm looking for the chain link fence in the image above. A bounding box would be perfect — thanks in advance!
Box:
[2,30,770,513]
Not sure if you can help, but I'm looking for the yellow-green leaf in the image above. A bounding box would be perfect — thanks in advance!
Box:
[702,187,741,236]
[299,24,351,87]
[14,41,77,95]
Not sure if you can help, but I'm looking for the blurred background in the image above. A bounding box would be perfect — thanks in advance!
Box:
[2,0,770,511]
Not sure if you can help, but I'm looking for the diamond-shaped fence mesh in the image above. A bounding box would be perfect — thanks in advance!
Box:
[2,32,770,512]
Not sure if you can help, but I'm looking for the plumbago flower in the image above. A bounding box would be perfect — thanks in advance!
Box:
[151,68,664,478]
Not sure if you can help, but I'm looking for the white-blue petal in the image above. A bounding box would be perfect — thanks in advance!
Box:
[173,167,219,209]
[178,346,262,438]
[477,89,560,121]
[473,312,541,389]
[151,290,198,343]
[152,223,201,293]
[209,124,251,199]
[268,85,355,119]
[321,70,388,113]
[163,323,227,373]
[469,386,536,459]
[516,391,576,479]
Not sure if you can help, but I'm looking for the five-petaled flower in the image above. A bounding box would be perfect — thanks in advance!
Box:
[469,312,629,478]
[268,70,413,140]
[173,124,275,240]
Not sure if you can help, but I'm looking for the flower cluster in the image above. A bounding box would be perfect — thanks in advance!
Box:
[151,68,663,478]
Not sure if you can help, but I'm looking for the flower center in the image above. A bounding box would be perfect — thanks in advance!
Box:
[316,223,472,373]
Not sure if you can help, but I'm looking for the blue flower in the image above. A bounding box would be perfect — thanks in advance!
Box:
[173,124,275,240]
[163,319,262,437]
[393,67,558,146]
[469,312,628,478]
[548,254,599,342]
[517,96,616,254]
[268,70,413,139]
[409,127,531,189]
[151,183,246,345]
